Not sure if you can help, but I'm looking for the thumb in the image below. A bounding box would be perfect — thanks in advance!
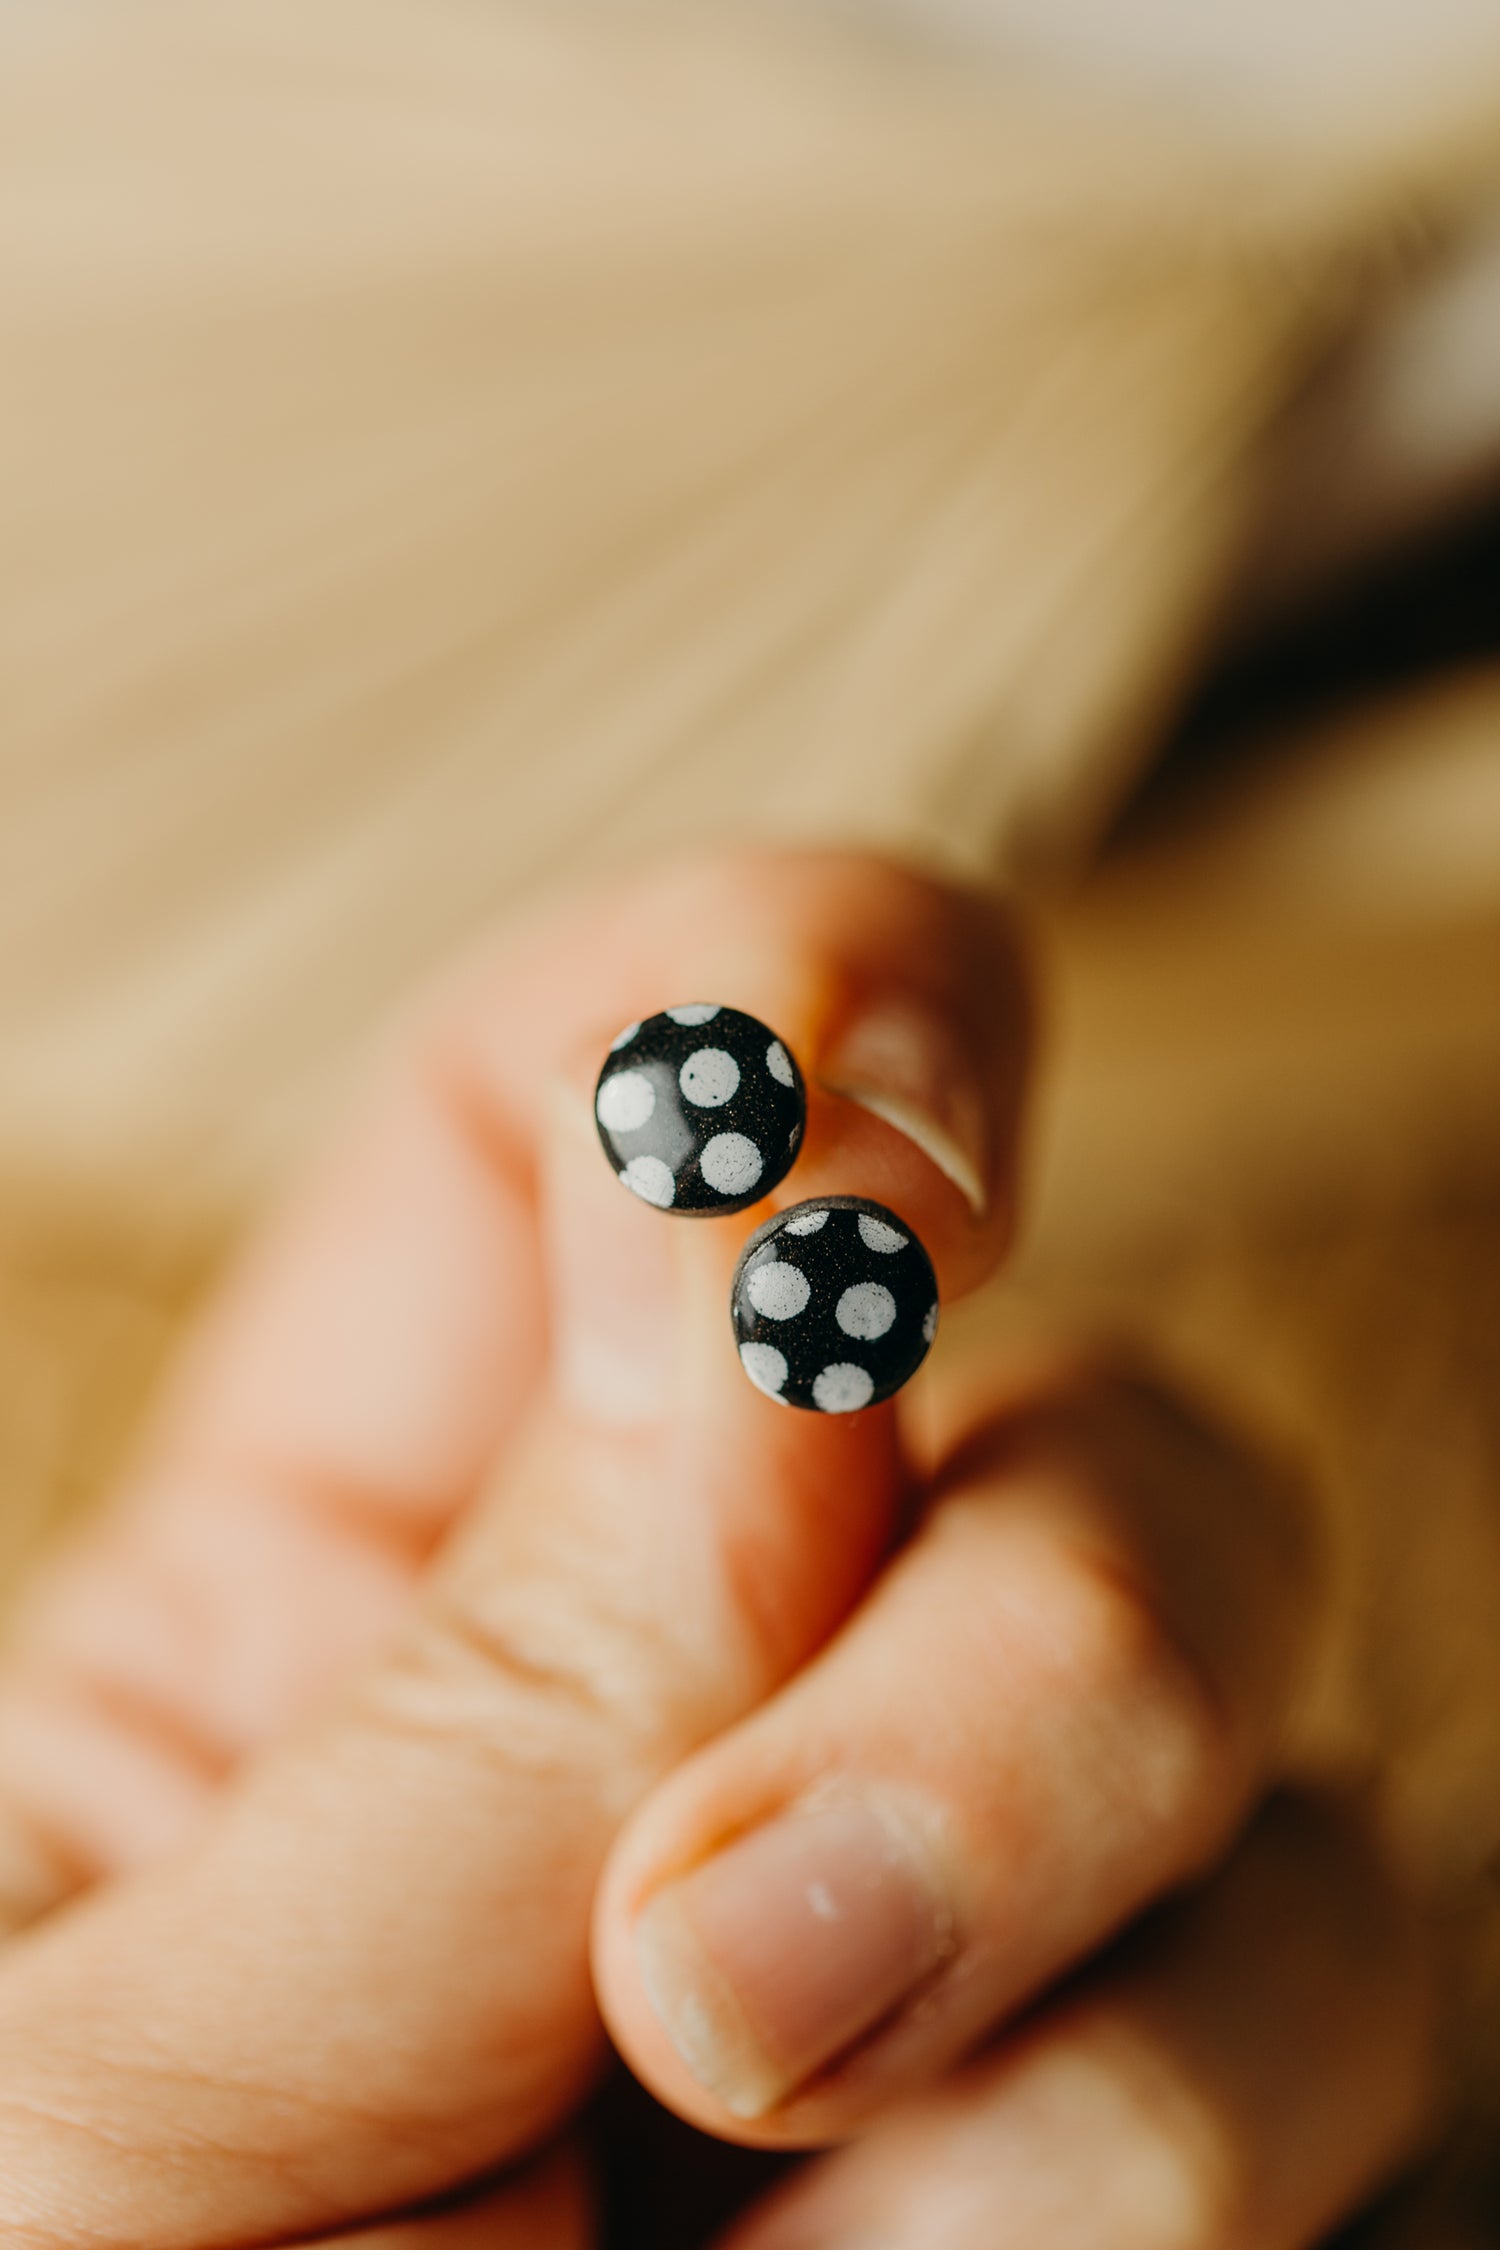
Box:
[0,852,1026,2248]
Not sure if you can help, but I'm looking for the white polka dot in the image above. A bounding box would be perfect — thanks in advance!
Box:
[813,1363,875,1413]
[858,1214,908,1255]
[700,1133,762,1197]
[679,1047,740,1108]
[609,1020,642,1051]
[596,1070,655,1133]
[739,1342,789,1398]
[766,1039,795,1088]
[923,1301,939,1344]
[621,1155,674,1207]
[667,1003,721,1026]
[782,1207,827,1235]
[746,1260,811,1321]
[837,1282,896,1340]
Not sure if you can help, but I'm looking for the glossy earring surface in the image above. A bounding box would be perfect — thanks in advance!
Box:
[596,1004,806,1215]
[731,1196,939,1412]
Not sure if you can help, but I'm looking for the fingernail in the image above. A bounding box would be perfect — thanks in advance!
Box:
[635,1798,950,2118]
[819,1003,989,1216]
[544,1077,678,1426]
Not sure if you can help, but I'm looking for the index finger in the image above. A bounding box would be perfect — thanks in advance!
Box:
[0,847,1030,1912]
[0,853,1031,2247]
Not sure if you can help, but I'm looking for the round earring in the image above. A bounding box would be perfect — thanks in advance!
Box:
[730,1196,939,1412]
[595,1004,806,1216]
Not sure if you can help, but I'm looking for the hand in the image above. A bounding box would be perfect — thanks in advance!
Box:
[0,852,1438,2246]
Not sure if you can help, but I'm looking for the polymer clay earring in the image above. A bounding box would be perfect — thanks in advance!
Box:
[595,1004,806,1215]
[731,1196,939,1412]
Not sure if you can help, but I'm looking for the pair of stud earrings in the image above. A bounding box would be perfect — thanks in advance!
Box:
[594,1003,938,1414]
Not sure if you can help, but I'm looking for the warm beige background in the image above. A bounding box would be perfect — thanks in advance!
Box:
[3,0,1498,1219]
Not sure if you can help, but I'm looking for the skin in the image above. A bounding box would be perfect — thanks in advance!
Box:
[0,850,1441,2247]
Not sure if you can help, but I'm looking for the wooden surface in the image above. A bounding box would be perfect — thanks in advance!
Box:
[2,0,1498,1223]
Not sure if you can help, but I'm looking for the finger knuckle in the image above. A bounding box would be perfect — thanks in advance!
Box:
[1042,1544,1244,1859]
[1066,2012,1250,2250]
[358,1577,678,1815]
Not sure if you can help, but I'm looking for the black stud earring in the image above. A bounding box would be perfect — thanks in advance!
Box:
[730,1195,938,1412]
[595,1004,806,1216]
